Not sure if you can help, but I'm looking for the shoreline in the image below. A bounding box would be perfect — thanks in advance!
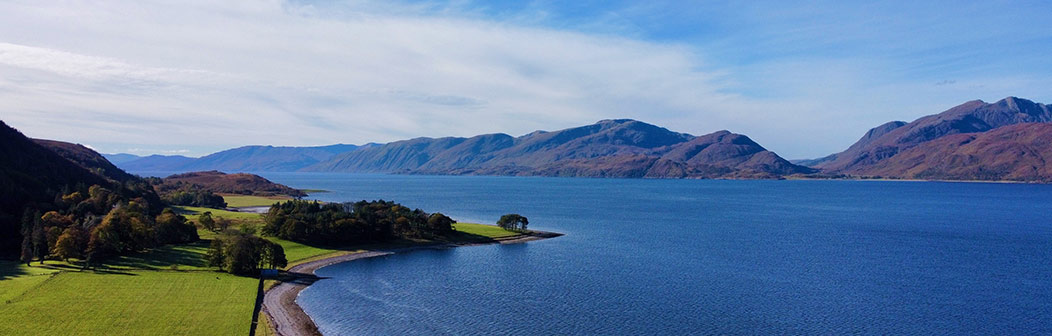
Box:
[261,230,562,336]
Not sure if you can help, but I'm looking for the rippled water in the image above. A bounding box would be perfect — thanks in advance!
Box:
[258,173,1052,335]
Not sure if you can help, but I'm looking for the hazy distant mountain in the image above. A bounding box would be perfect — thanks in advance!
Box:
[112,144,367,173]
[102,153,143,164]
[118,154,196,172]
[804,97,1052,180]
[306,119,812,178]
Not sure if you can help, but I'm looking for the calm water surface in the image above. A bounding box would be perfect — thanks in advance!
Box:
[257,173,1052,335]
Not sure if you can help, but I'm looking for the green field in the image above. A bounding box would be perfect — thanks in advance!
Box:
[452,223,522,239]
[172,206,339,263]
[221,195,292,208]
[0,208,526,335]
[174,206,263,221]
[0,268,256,335]
[0,241,257,336]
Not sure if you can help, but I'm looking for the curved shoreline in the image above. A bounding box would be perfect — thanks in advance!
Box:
[261,231,562,336]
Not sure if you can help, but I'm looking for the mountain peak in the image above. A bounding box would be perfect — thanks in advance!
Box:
[815,96,1052,173]
[596,118,638,124]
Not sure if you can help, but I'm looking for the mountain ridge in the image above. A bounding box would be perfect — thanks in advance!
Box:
[304,119,812,178]
[804,96,1052,181]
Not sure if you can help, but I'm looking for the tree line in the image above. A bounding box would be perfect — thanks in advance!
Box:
[262,199,455,245]
[144,177,227,208]
[19,184,199,266]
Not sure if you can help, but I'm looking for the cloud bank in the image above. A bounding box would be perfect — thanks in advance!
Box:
[0,1,1049,159]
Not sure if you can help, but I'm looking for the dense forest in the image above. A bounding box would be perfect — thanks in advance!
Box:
[262,199,455,245]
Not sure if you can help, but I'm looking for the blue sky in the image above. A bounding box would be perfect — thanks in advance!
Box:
[1,0,1050,159]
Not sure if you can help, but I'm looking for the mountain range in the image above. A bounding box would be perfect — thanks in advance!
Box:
[305,119,812,178]
[106,119,812,179]
[108,144,365,173]
[97,96,1052,182]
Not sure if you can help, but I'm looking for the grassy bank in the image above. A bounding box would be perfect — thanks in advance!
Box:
[0,194,531,336]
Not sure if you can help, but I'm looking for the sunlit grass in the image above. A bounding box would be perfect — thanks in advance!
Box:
[221,194,291,208]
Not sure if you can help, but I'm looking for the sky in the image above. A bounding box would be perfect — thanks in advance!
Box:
[1,0,1050,159]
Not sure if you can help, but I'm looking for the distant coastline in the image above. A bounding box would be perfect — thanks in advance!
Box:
[262,230,562,336]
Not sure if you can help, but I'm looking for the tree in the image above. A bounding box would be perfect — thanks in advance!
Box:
[31,214,47,264]
[198,211,215,231]
[53,227,86,261]
[427,213,455,234]
[497,214,528,231]
[155,208,199,244]
[20,209,38,266]
[206,239,225,269]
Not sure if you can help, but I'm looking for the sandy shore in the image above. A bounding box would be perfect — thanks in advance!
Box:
[261,231,562,336]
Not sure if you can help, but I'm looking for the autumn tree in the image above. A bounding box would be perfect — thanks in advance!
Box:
[53,227,86,261]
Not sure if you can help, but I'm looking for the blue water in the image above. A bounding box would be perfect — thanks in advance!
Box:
[258,173,1052,335]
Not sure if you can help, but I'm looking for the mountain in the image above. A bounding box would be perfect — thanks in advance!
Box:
[102,153,142,164]
[306,119,812,178]
[118,154,196,172]
[811,97,1052,176]
[850,123,1052,181]
[111,144,365,173]
[160,171,306,197]
[0,121,113,257]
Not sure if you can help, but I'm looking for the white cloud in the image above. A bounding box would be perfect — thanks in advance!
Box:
[0,0,1048,159]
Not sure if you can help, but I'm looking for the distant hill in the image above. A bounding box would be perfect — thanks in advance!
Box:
[116,154,195,172]
[305,119,812,178]
[35,139,137,183]
[160,171,306,197]
[102,153,142,164]
[111,144,365,173]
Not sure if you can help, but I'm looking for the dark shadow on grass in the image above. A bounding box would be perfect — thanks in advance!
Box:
[0,260,32,280]
[89,268,138,276]
[441,231,501,244]
[103,240,210,270]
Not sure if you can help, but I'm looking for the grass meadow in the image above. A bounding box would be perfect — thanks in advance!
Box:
[0,195,526,335]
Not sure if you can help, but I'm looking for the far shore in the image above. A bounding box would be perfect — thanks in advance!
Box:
[261,229,562,336]
[783,176,1034,184]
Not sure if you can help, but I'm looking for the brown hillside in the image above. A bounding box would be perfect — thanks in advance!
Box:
[161,171,306,197]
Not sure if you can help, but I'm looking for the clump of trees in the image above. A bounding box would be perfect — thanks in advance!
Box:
[144,177,227,208]
[207,233,286,276]
[19,184,199,265]
[262,200,456,245]
[196,211,231,233]
[161,188,227,209]
[497,214,529,231]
